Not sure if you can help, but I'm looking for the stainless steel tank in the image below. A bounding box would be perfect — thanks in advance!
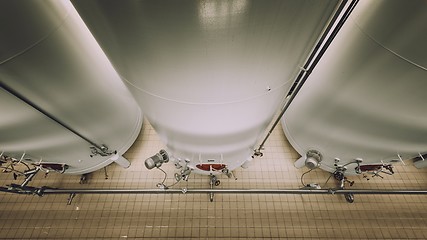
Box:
[0,0,143,174]
[282,0,427,173]
[72,0,339,175]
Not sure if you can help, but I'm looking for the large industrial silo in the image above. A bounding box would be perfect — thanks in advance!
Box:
[281,0,427,174]
[0,0,143,174]
[71,0,340,175]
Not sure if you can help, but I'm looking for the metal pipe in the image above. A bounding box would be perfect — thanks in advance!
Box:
[0,82,106,152]
[20,168,40,187]
[40,188,427,195]
[255,0,359,153]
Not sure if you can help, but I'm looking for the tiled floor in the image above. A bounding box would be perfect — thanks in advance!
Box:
[1,120,427,239]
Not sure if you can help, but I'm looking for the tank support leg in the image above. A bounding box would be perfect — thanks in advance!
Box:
[112,155,131,169]
[104,166,109,179]
[209,175,220,202]
[80,173,89,184]
[67,193,76,205]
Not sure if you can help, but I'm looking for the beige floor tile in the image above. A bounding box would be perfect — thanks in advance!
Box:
[1,120,427,239]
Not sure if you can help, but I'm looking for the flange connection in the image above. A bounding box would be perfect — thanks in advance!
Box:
[305,149,322,169]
